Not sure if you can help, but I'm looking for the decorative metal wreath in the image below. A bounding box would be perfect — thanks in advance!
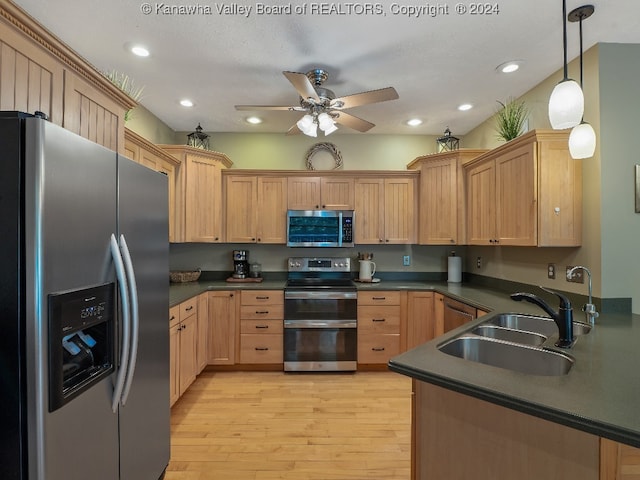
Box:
[305,142,343,170]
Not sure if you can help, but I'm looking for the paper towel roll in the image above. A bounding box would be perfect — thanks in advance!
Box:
[448,255,462,283]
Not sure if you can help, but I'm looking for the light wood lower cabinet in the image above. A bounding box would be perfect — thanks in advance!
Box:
[434,293,479,337]
[358,291,402,364]
[207,290,238,365]
[406,292,435,351]
[169,298,198,406]
[239,290,284,364]
[196,292,208,373]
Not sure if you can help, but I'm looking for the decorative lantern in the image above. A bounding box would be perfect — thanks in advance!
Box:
[186,123,210,150]
[436,127,459,152]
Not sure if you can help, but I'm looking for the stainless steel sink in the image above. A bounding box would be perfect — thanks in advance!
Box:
[488,313,592,337]
[471,324,547,346]
[438,336,574,376]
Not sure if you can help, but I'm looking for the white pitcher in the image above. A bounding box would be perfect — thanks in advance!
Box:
[359,260,376,281]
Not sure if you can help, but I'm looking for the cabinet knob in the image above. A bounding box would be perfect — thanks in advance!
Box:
[214,237,219,241]
[230,293,234,297]
[450,239,455,243]
[385,239,389,243]
[257,238,261,242]
[379,239,383,243]
[252,238,256,242]
[316,205,320,209]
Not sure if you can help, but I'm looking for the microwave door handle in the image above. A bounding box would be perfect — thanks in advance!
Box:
[119,234,139,406]
[338,211,343,247]
[109,234,130,414]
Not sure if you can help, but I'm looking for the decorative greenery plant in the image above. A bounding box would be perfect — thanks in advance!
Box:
[103,70,145,122]
[495,97,529,141]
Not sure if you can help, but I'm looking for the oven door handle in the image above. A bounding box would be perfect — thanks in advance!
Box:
[285,291,357,300]
[284,319,357,328]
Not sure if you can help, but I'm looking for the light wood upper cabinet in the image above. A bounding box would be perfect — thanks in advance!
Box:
[125,129,180,242]
[465,130,581,247]
[355,174,418,244]
[160,145,233,243]
[287,176,354,210]
[224,173,288,244]
[0,2,135,153]
[408,150,487,245]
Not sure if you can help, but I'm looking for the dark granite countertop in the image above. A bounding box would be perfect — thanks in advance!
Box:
[169,277,640,447]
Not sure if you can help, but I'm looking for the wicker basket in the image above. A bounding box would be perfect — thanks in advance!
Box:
[170,269,201,283]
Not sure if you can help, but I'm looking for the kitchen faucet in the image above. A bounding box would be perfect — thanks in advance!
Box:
[568,265,599,325]
[510,286,575,348]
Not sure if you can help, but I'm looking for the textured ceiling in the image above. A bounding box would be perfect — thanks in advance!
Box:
[12,0,640,135]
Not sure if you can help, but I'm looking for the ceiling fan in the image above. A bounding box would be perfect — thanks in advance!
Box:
[235,69,399,136]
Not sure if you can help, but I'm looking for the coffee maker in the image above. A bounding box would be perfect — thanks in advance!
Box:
[232,250,250,279]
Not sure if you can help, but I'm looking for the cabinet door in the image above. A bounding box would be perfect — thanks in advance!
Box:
[384,177,416,244]
[419,158,459,245]
[321,177,355,209]
[178,314,197,396]
[155,159,177,243]
[287,177,321,210]
[406,292,435,350]
[196,293,208,373]
[208,291,237,365]
[0,25,65,125]
[434,293,445,337]
[225,175,258,243]
[63,72,123,153]
[466,161,496,245]
[355,178,385,244]
[169,318,180,406]
[184,155,223,242]
[495,144,537,246]
[257,177,288,243]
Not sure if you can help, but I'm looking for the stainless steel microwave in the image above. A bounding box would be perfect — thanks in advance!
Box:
[286,210,354,247]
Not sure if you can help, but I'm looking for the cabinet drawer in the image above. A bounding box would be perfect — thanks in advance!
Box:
[241,290,284,305]
[358,334,401,364]
[179,297,198,319]
[358,306,401,334]
[240,334,283,364]
[169,305,180,328]
[358,291,401,306]
[240,304,284,320]
[240,319,284,335]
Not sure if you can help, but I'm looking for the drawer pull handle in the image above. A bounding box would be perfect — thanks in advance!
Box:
[255,325,269,329]
[372,297,386,300]
[372,347,385,352]
[256,310,269,314]
[170,315,175,321]
[255,347,269,351]
[185,306,193,311]
[255,296,270,300]
[372,318,386,322]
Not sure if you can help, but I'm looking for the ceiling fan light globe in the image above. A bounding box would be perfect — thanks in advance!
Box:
[297,114,314,131]
[569,121,596,159]
[548,79,584,130]
[323,123,338,135]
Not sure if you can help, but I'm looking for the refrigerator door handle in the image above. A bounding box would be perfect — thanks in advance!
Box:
[110,233,131,413]
[119,234,139,406]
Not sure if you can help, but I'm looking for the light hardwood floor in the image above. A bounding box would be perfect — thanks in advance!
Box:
[166,371,412,480]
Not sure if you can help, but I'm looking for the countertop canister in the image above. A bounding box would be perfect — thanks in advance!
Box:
[447,252,462,283]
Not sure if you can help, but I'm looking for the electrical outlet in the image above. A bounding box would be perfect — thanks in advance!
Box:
[566,266,585,283]
[403,255,410,266]
[476,256,482,269]
[548,263,556,279]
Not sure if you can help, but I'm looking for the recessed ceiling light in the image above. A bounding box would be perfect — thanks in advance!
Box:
[406,118,423,127]
[180,99,194,107]
[458,103,473,111]
[496,60,522,73]
[246,116,262,125]
[130,45,150,57]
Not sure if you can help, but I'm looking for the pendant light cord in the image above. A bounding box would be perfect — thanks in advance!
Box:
[562,0,568,80]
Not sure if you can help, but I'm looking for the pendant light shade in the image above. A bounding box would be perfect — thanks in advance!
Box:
[548,79,584,129]
[569,121,596,159]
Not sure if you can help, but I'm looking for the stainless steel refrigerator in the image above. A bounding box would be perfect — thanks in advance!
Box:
[0,112,171,480]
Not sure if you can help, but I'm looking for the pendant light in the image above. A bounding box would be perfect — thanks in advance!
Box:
[568,4,596,159]
[548,0,584,130]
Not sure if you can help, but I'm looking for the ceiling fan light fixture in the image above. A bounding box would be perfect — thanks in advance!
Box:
[297,114,314,130]
[322,122,338,136]
[306,122,318,137]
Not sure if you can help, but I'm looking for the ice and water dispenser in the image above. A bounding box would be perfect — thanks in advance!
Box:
[48,283,115,412]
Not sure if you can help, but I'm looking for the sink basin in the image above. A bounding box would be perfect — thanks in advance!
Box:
[488,313,591,337]
[471,324,547,346]
[438,336,574,376]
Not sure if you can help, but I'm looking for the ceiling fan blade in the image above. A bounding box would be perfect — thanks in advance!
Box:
[283,71,320,102]
[286,123,302,135]
[235,105,295,111]
[332,87,399,109]
[334,111,375,132]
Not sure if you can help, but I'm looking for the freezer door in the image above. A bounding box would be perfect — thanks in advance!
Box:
[117,157,170,479]
[24,118,119,480]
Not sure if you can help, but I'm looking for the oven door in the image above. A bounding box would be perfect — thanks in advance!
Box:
[284,289,357,320]
[283,320,357,371]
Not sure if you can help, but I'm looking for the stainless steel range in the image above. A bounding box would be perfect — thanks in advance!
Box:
[284,257,357,372]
